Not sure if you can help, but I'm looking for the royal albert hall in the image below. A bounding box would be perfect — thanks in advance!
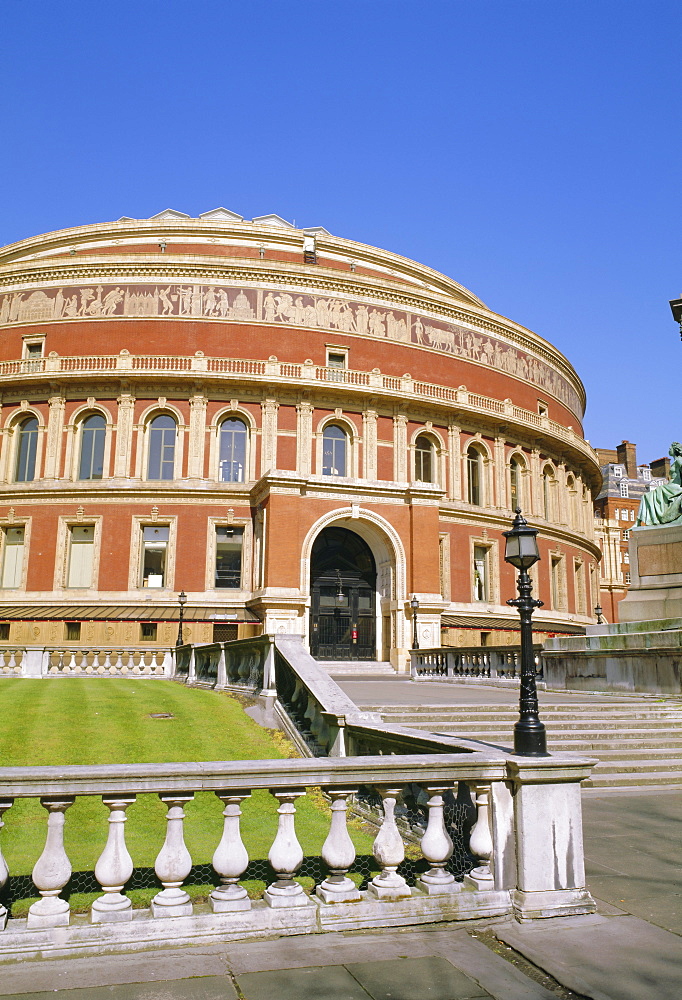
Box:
[0,208,601,668]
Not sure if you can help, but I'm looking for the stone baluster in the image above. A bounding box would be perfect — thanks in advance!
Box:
[210,792,251,912]
[27,797,75,927]
[151,794,194,917]
[464,782,494,890]
[91,796,136,922]
[92,650,100,672]
[416,786,458,894]
[0,799,13,930]
[317,789,361,902]
[368,787,410,899]
[68,649,77,671]
[264,790,308,907]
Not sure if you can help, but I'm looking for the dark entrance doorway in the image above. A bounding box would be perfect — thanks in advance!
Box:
[310,527,376,660]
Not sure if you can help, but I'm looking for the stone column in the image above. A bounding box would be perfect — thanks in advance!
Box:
[296,401,313,477]
[393,413,408,482]
[447,424,461,499]
[114,392,135,477]
[362,409,378,481]
[261,398,279,475]
[43,393,65,479]
[187,394,207,478]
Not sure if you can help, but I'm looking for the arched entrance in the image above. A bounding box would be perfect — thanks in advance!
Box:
[310,527,376,660]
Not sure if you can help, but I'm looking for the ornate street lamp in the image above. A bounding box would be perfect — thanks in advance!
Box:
[176,590,187,647]
[503,509,547,756]
[410,594,420,650]
[594,603,605,624]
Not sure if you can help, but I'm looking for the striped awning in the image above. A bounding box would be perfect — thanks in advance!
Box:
[0,604,260,623]
[440,613,585,635]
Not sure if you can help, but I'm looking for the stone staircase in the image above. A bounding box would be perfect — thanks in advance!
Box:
[318,659,397,676]
[363,699,682,788]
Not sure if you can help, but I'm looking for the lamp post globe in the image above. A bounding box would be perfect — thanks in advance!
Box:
[503,509,547,756]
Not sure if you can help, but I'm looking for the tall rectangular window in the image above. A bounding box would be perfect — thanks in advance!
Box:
[574,560,586,615]
[473,545,490,602]
[67,525,95,588]
[551,555,566,609]
[141,525,169,588]
[1,527,25,588]
[215,526,244,589]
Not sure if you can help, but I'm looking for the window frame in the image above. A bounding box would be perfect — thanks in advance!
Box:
[414,434,435,484]
[205,516,252,591]
[465,443,487,506]
[128,516,178,592]
[470,536,499,605]
[14,415,40,483]
[320,423,349,477]
[0,520,30,590]
[146,413,178,481]
[77,412,108,481]
[54,516,102,591]
[217,417,249,483]
[550,551,567,610]
[508,452,526,510]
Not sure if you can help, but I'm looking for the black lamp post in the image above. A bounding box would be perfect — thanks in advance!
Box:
[176,590,187,647]
[594,603,605,624]
[503,509,547,756]
[410,595,419,650]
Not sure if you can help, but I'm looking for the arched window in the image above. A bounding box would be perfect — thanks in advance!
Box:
[467,445,483,505]
[15,417,39,483]
[543,466,555,521]
[566,475,578,528]
[78,414,106,480]
[414,435,434,483]
[322,424,347,476]
[219,418,248,483]
[147,414,176,480]
[509,456,524,510]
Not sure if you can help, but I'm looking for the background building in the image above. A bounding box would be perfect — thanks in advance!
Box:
[593,440,666,621]
[0,209,602,666]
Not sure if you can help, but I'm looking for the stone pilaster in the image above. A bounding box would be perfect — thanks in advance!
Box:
[43,394,65,479]
[393,413,408,482]
[296,401,313,477]
[114,393,135,478]
[556,462,568,525]
[494,436,506,509]
[530,448,542,517]
[187,394,208,478]
[362,409,378,481]
[447,424,460,500]
[260,399,279,475]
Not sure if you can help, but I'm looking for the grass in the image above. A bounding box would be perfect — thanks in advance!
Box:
[0,679,379,912]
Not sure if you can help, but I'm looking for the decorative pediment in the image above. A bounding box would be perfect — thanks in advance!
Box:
[199,207,244,222]
[148,209,192,221]
[252,214,295,229]
[304,226,331,236]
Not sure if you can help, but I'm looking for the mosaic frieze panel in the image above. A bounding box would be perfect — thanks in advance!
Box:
[0,283,581,415]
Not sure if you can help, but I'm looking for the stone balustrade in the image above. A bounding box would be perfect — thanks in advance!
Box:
[410,646,543,684]
[0,646,172,679]
[0,351,596,464]
[0,747,596,959]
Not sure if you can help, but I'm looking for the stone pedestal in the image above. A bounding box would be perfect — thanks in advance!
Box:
[618,524,682,622]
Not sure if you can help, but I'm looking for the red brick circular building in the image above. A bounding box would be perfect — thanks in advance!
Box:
[0,208,601,666]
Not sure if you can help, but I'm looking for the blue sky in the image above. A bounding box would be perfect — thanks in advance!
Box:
[1,0,680,464]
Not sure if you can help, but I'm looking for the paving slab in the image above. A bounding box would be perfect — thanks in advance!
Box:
[496,913,682,1000]
[236,965,372,1000]
[345,956,492,999]
[0,979,236,1000]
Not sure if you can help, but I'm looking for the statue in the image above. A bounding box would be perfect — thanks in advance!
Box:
[636,442,682,526]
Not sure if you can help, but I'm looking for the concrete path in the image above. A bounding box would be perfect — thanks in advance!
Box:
[2,789,680,1000]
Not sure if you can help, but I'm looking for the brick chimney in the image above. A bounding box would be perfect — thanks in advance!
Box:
[651,456,671,479]
[616,440,637,479]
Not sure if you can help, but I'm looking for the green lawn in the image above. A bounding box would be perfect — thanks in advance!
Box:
[0,679,378,913]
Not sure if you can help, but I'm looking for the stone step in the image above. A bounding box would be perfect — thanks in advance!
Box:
[383,720,682,735]
[320,661,397,676]
[370,705,682,719]
[585,772,682,788]
[590,758,682,773]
